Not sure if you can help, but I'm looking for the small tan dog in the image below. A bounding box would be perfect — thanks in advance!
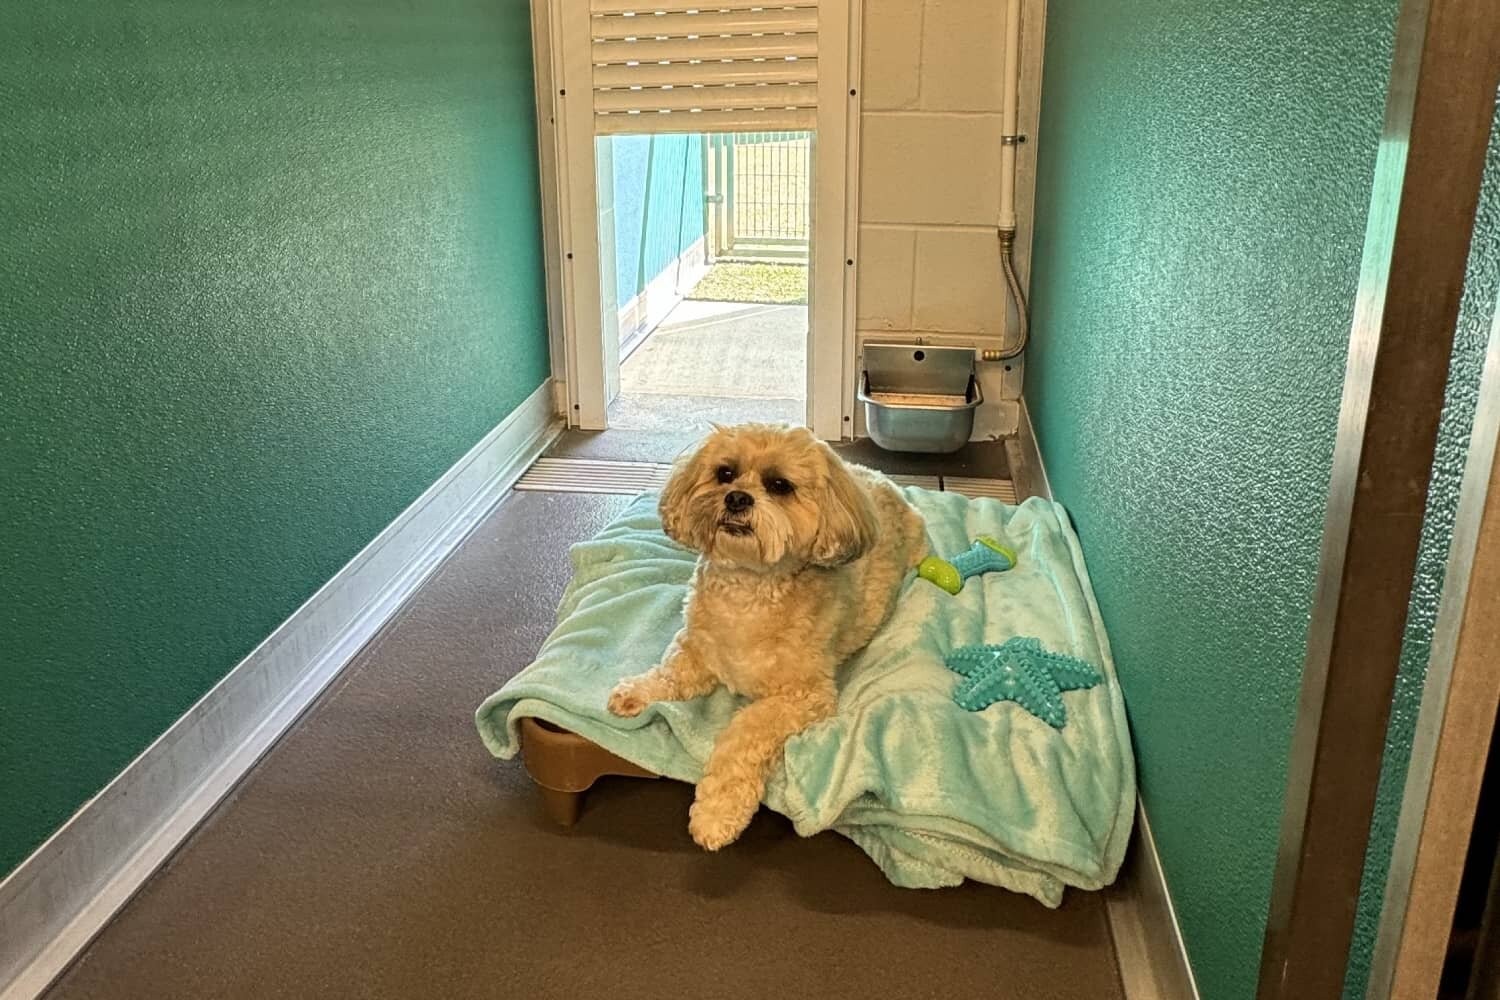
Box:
[607,423,927,850]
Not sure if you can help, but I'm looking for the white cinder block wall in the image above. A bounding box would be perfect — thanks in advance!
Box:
[854,0,1044,439]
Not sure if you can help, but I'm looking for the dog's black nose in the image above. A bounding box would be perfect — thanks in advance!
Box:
[724,490,754,513]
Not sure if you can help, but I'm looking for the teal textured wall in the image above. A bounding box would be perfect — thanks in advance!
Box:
[608,134,706,304]
[0,0,549,875]
[1344,104,1500,999]
[1026,2,1397,997]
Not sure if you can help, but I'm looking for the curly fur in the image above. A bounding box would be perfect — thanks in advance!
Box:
[607,424,928,850]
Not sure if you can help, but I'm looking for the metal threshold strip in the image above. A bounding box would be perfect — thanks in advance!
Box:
[515,458,1018,504]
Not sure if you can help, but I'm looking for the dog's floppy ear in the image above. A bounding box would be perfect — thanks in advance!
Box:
[658,443,704,550]
[811,444,879,566]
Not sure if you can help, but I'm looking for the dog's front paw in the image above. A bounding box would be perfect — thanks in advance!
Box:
[688,790,757,851]
[607,679,649,717]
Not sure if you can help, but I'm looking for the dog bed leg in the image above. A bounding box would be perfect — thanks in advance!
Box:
[539,786,585,826]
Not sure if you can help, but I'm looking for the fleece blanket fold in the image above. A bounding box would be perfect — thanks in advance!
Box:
[475,489,1135,904]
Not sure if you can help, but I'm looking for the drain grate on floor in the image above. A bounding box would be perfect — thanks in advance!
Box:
[515,458,1016,503]
[942,477,1020,504]
[514,458,672,495]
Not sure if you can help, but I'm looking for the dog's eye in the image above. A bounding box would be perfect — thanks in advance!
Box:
[767,477,795,496]
[715,465,736,484]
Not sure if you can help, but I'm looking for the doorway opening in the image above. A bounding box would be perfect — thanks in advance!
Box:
[597,130,811,433]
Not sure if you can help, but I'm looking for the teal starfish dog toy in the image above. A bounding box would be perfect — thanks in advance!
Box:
[945,637,1103,728]
[918,536,1017,594]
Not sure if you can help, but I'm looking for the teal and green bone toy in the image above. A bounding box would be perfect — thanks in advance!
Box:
[917,536,1018,594]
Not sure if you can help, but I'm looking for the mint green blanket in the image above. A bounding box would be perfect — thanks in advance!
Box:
[475,489,1135,904]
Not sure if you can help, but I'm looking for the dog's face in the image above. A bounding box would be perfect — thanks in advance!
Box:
[658,424,878,570]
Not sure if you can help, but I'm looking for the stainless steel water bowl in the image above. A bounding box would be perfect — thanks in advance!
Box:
[858,344,982,454]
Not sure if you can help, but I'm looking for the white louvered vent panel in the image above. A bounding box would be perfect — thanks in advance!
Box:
[590,2,819,135]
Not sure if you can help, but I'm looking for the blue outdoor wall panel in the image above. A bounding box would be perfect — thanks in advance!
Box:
[608,133,706,305]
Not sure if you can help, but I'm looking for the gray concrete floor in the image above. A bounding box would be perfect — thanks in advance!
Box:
[610,300,806,435]
[45,489,1118,1000]
[606,392,804,437]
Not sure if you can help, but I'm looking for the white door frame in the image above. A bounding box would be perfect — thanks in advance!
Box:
[533,0,859,441]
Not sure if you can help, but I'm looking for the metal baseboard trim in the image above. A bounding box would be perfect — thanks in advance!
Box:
[1106,805,1203,1000]
[1009,397,1053,502]
[0,380,562,1000]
